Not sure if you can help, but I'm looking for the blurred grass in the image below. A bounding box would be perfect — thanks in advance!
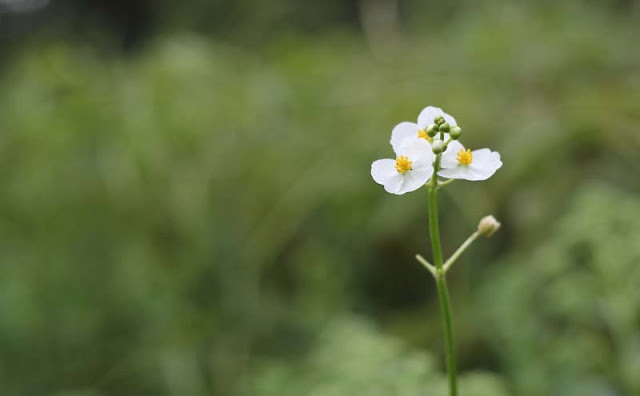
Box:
[0,1,639,395]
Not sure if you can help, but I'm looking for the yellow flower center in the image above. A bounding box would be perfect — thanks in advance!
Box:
[457,148,473,165]
[418,129,431,142]
[395,155,413,174]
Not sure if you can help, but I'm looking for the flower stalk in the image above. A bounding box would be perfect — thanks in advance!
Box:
[443,231,480,273]
[435,269,457,396]
[415,254,437,277]
[428,153,458,396]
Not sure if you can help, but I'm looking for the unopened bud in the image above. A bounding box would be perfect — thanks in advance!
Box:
[434,115,445,125]
[439,122,451,132]
[426,124,439,137]
[432,140,445,154]
[450,126,461,139]
[477,215,500,237]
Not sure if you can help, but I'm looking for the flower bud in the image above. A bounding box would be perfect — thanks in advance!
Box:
[477,215,500,237]
[434,115,445,125]
[426,124,439,137]
[449,126,461,140]
[439,122,451,132]
[432,140,445,154]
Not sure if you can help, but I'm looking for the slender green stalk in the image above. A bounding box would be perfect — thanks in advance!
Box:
[415,254,437,277]
[428,186,444,270]
[443,231,480,272]
[435,271,457,396]
[428,154,457,396]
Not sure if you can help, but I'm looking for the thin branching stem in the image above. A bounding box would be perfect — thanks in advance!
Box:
[443,231,480,273]
[415,254,437,278]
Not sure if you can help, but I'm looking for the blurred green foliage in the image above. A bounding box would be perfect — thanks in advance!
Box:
[480,185,640,396]
[246,318,508,396]
[0,1,639,395]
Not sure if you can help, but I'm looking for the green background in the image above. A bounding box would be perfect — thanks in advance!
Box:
[0,0,639,394]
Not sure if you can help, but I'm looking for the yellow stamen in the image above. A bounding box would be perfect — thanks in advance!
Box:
[418,129,431,142]
[457,148,473,165]
[395,155,413,174]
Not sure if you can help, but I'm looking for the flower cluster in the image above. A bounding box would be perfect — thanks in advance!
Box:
[371,106,502,195]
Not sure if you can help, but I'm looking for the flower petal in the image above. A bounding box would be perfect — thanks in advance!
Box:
[371,158,397,184]
[442,113,457,127]
[396,167,431,194]
[390,122,420,153]
[440,140,465,169]
[383,174,405,193]
[438,146,502,181]
[467,149,502,180]
[438,165,487,181]
[396,137,435,170]
[417,106,458,129]
[371,159,405,193]
[472,149,502,168]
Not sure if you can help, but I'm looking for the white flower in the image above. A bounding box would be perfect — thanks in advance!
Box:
[438,140,502,181]
[390,106,457,152]
[371,137,435,195]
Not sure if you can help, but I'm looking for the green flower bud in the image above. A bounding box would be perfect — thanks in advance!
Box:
[450,126,461,140]
[434,115,445,125]
[426,124,439,137]
[439,122,451,132]
[427,124,438,137]
[477,215,501,237]
[431,140,445,154]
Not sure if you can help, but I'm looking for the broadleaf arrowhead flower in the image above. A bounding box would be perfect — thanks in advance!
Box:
[370,103,503,396]
[438,140,502,181]
[390,106,457,152]
[371,137,435,195]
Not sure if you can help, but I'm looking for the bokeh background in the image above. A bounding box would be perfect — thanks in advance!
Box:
[1,0,639,395]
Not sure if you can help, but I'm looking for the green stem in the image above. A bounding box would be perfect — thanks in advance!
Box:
[435,271,457,396]
[428,155,457,396]
[428,186,444,270]
[443,231,480,273]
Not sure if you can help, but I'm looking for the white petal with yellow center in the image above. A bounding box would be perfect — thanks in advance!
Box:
[371,138,435,195]
[438,141,502,181]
